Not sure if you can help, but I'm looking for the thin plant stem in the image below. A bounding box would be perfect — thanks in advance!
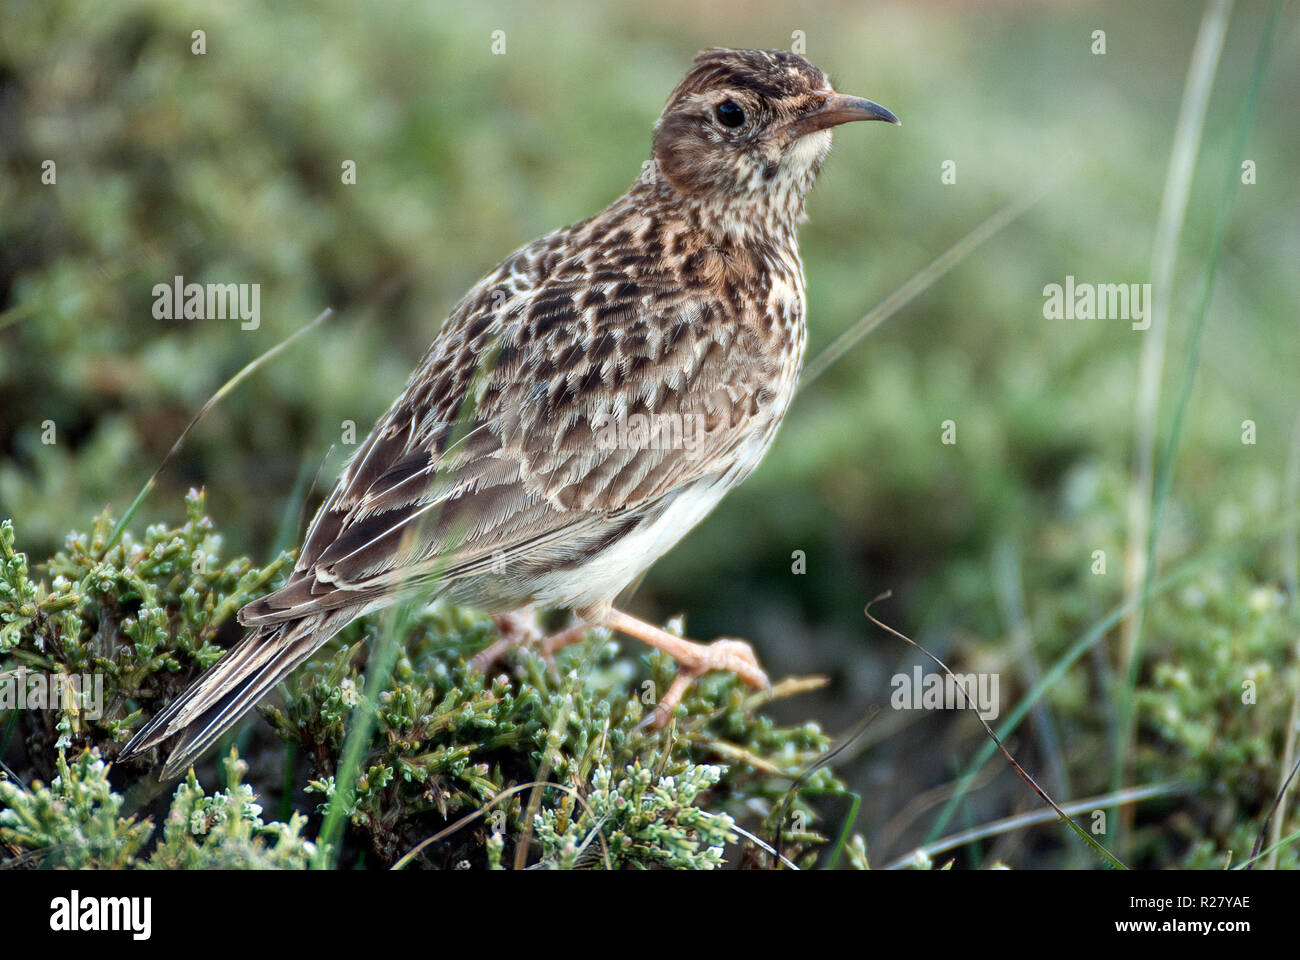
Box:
[800,179,1056,391]
[884,781,1182,871]
[98,308,334,559]
[927,508,1300,843]
[1114,0,1232,846]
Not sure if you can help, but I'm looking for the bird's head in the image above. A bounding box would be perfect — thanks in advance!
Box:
[650,48,898,223]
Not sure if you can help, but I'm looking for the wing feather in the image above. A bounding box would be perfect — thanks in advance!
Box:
[241,218,790,628]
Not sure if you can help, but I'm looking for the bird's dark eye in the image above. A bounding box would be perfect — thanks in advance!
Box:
[715,100,745,128]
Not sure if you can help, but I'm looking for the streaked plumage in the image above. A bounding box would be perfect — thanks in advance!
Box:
[120,48,898,778]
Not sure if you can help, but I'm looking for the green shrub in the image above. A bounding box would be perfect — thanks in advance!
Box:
[0,493,865,869]
[0,748,315,869]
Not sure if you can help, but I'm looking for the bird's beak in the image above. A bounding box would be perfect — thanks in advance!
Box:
[784,92,901,138]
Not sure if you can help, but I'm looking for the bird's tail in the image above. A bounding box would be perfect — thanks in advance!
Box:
[118,611,352,779]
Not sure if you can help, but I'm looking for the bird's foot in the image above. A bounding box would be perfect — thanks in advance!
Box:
[470,609,588,673]
[603,608,770,730]
[469,610,537,674]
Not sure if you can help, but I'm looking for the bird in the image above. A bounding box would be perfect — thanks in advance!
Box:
[119,47,899,779]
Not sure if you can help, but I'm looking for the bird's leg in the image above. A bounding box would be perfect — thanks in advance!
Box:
[537,623,590,660]
[469,608,538,673]
[470,609,589,673]
[602,608,770,729]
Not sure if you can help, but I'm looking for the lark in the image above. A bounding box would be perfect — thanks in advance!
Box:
[121,48,898,778]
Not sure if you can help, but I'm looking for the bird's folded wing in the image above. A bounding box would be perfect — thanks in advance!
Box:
[241,274,782,625]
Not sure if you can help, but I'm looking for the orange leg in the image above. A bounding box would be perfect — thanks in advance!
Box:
[470,610,589,674]
[472,607,770,730]
[603,608,770,729]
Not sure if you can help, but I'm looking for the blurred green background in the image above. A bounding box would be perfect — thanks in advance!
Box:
[2,0,1298,867]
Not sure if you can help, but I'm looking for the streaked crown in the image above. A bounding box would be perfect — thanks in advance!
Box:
[649,49,897,219]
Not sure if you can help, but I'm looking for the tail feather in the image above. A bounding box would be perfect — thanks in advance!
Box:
[118,612,352,778]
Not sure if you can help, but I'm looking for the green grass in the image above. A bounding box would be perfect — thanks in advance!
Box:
[2,0,1299,868]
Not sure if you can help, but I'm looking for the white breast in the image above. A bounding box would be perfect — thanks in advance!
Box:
[530,477,733,613]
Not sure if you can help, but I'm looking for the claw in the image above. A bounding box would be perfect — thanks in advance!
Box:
[633,634,770,732]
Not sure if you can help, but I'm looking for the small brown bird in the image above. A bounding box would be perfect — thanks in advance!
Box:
[120,48,898,778]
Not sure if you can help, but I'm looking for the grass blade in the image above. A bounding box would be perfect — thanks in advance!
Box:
[1114,0,1233,845]
[98,308,334,558]
[799,179,1055,391]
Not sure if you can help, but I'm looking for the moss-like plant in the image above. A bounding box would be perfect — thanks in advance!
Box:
[0,747,316,869]
[0,493,865,869]
[0,489,293,783]
[1134,577,1300,870]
